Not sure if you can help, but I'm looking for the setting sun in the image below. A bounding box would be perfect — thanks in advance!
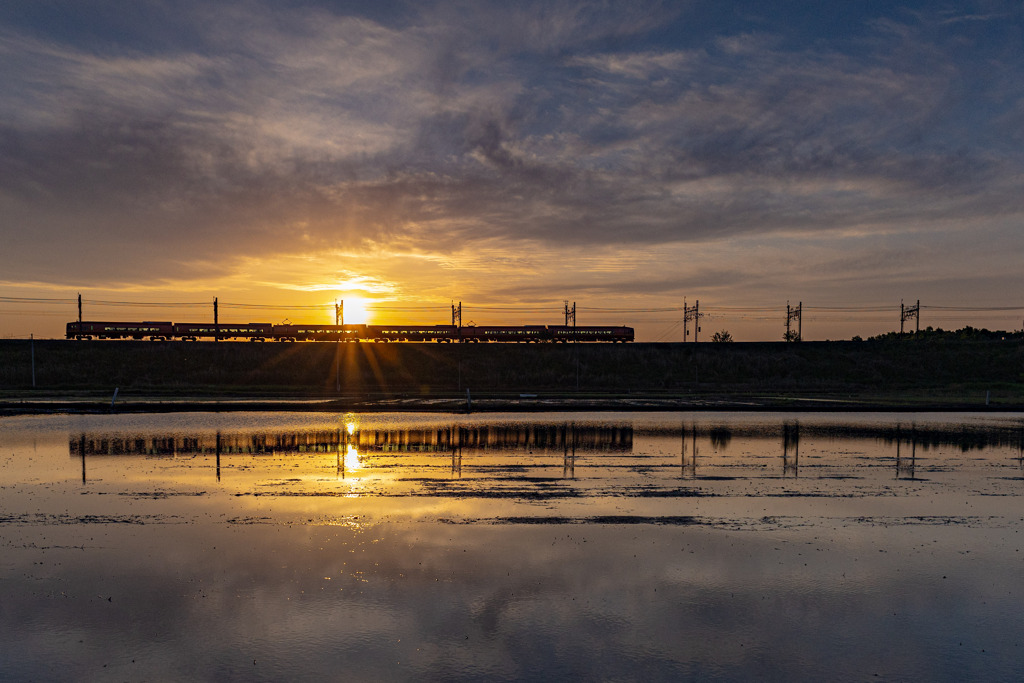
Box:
[338,297,372,325]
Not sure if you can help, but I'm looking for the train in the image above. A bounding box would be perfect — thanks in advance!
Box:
[65,321,634,343]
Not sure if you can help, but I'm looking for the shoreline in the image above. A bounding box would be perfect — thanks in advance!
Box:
[2,393,1020,415]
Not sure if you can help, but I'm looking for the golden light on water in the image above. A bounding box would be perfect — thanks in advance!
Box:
[344,444,361,471]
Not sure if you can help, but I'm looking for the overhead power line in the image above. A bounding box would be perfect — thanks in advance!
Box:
[923,305,1024,312]
[220,302,328,310]
[578,306,684,313]
[0,296,78,304]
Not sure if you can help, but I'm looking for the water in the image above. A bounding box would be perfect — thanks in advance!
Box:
[2,412,1023,681]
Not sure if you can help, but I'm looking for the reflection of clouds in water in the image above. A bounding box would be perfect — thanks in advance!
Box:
[0,522,1021,680]
[4,412,1024,678]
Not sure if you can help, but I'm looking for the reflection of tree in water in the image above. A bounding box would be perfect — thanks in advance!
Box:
[660,423,1024,453]
[830,425,1022,452]
[708,427,732,450]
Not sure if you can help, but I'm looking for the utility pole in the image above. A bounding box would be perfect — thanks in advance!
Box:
[564,300,578,389]
[452,301,462,326]
[335,299,342,391]
[786,301,802,342]
[574,301,579,390]
[213,297,219,342]
[683,300,701,342]
[900,299,920,335]
[563,300,576,326]
[683,300,688,342]
[77,293,82,324]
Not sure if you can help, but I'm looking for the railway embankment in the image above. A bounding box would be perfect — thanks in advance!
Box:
[1,339,1022,412]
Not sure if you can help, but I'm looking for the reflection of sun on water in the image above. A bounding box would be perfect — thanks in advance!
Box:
[344,420,360,471]
[344,444,361,472]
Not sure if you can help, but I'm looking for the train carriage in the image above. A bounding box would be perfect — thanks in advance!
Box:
[67,321,174,340]
[549,325,634,343]
[66,320,635,343]
[172,322,274,341]
[366,325,459,342]
[273,324,367,342]
[459,325,549,342]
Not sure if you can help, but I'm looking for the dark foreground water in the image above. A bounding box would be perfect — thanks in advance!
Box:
[2,411,1023,681]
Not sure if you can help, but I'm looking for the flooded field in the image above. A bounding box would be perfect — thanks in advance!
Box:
[2,411,1023,680]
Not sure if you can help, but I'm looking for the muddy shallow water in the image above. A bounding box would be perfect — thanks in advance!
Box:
[2,411,1023,681]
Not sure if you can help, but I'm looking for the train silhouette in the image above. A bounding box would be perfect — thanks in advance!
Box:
[66,321,634,343]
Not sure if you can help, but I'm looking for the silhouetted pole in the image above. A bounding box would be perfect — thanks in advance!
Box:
[77,293,82,324]
[335,300,342,391]
[786,301,802,342]
[563,300,578,390]
[30,334,35,388]
[684,300,701,342]
[900,299,920,335]
[563,300,576,326]
[684,299,692,342]
[213,297,219,342]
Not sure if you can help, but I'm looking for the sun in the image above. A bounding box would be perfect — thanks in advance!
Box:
[338,296,372,325]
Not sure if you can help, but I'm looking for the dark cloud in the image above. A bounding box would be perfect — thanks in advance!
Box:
[0,0,1022,301]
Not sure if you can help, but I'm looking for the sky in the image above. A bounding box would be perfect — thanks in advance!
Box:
[1,0,1023,341]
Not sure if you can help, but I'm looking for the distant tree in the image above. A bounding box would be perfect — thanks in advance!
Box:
[711,330,734,342]
[866,326,1023,342]
[851,335,863,342]
[783,330,801,342]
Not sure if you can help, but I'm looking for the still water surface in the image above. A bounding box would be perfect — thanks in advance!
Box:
[2,412,1023,681]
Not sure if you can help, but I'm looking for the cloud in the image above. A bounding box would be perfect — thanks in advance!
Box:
[0,0,1021,312]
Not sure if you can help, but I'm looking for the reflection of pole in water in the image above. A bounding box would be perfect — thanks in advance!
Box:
[342,428,350,475]
[895,424,917,480]
[682,423,697,479]
[783,422,799,477]
[215,430,222,482]
[1018,427,1024,477]
[452,426,462,477]
[563,423,576,479]
[80,433,86,484]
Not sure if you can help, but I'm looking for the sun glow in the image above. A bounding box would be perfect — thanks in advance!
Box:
[338,297,372,325]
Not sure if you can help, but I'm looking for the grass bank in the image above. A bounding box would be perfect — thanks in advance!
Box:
[1,339,1022,410]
